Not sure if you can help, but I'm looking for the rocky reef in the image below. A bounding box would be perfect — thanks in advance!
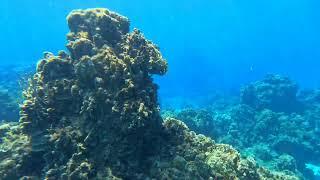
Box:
[164,75,320,179]
[240,74,302,113]
[0,8,297,179]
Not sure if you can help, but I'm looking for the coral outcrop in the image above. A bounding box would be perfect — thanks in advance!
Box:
[175,109,214,136]
[240,74,302,113]
[0,8,297,179]
[165,75,320,179]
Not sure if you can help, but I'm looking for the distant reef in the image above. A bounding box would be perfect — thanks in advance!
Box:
[0,8,297,179]
[240,74,303,113]
[0,65,33,122]
[163,75,320,179]
[0,88,19,121]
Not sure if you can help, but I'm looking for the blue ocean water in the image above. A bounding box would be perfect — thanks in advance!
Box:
[1,0,320,179]
[1,0,320,97]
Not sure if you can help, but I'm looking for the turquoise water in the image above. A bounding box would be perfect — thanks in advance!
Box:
[1,0,320,179]
[1,0,320,95]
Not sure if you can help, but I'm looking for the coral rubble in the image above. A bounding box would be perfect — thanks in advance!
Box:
[0,8,297,179]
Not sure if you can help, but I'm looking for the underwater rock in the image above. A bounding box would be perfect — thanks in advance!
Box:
[0,8,297,179]
[240,74,302,113]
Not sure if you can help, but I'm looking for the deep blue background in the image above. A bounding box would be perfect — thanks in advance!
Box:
[1,0,320,98]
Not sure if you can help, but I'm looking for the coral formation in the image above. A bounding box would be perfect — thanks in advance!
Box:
[0,123,33,179]
[0,8,297,179]
[240,74,302,113]
[175,109,214,136]
[165,75,320,179]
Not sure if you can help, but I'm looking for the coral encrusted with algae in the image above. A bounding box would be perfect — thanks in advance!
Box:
[0,8,297,179]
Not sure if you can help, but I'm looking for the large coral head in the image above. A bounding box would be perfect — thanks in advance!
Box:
[66,8,168,75]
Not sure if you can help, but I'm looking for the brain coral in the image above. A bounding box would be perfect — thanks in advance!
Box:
[0,8,297,179]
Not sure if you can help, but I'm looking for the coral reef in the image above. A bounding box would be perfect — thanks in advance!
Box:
[0,88,19,121]
[164,75,320,179]
[175,109,214,136]
[0,8,297,179]
[240,74,302,113]
[0,65,33,121]
[0,123,36,179]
